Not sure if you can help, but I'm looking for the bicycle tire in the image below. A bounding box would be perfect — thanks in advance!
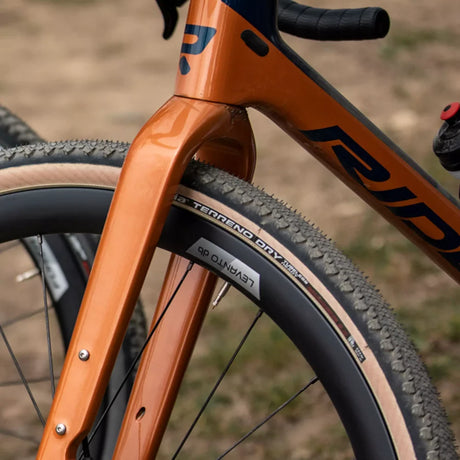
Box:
[0,106,146,373]
[0,106,42,148]
[0,139,456,459]
[0,109,147,459]
[19,234,147,459]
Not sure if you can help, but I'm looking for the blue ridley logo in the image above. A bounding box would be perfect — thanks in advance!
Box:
[179,24,217,75]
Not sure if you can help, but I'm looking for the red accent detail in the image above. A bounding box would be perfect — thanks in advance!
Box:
[82,260,91,276]
[441,102,460,121]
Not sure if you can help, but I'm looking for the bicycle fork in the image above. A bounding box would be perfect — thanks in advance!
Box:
[37,95,256,459]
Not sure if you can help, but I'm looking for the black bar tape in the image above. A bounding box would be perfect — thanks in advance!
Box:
[278,1,390,41]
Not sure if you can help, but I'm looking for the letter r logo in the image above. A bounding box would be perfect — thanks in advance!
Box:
[179,24,217,75]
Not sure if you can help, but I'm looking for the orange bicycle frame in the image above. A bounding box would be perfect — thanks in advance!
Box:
[37,0,460,458]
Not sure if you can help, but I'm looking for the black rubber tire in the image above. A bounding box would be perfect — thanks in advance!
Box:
[0,109,146,459]
[0,140,457,459]
[0,106,42,148]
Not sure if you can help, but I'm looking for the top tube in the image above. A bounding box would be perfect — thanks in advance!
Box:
[175,0,460,283]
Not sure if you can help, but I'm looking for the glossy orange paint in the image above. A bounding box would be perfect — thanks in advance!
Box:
[112,106,255,458]
[37,0,460,456]
[37,96,255,459]
[176,0,460,282]
[113,258,216,459]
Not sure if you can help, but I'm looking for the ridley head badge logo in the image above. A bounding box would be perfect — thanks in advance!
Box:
[179,24,217,75]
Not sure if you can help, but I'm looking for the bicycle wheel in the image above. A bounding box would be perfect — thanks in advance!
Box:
[0,140,456,459]
[0,110,146,459]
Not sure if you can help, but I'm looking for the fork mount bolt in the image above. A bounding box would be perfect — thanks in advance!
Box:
[78,349,90,361]
[55,423,67,435]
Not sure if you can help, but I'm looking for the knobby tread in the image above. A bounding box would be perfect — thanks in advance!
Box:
[0,106,43,147]
[0,139,128,166]
[0,139,457,459]
[184,162,458,459]
[0,137,145,380]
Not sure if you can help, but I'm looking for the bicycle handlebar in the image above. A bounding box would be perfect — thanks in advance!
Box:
[278,0,390,41]
[156,0,390,41]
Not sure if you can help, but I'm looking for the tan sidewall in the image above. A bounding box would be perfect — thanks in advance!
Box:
[0,163,416,458]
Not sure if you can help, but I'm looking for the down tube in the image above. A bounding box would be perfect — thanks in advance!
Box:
[263,67,460,284]
[175,0,460,283]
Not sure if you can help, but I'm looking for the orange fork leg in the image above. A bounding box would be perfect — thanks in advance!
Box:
[37,96,255,459]
[113,257,217,459]
[113,137,255,458]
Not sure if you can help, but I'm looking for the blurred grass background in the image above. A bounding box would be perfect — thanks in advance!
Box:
[1,0,459,457]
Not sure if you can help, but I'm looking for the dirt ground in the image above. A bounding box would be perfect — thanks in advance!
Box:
[1,0,460,455]
[1,0,459,235]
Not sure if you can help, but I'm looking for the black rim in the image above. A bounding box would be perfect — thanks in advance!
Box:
[0,185,397,459]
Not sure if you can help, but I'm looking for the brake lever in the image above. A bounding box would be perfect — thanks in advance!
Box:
[156,0,187,39]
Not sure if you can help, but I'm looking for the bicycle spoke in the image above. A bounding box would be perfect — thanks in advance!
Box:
[84,261,195,455]
[0,323,46,426]
[16,267,40,283]
[172,309,264,459]
[217,376,319,459]
[37,234,56,398]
